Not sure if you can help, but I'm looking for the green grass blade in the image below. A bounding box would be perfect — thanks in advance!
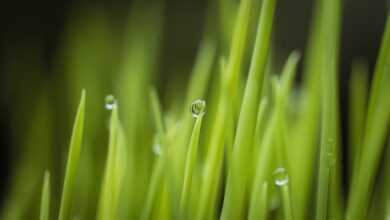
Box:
[288,0,323,217]
[281,183,294,220]
[141,158,164,220]
[251,97,269,169]
[347,15,390,219]
[314,0,342,218]
[184,36,217,112]
[279,51,301,99]
[248,97,269,197]
[58,90,86,220]
[218,0,236,50]
[348,60,368,181]
[384,141,390,220]
[249,182,269,220]
[221,0,277,217]
[249,97,278,218]
[180,113,204,218]
[170,34,216,194]
[142,90,169,219]
[196,0,255,217]
[249,52,299,219]
[150,88,166,136]
[97,105,127,220]
[40,171,50,220]
[274,52,300,220]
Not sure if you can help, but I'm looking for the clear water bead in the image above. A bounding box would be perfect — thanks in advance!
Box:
[273,167,289,186]
[152,143,161,156]
[105,95,117,110]
[190,99,206,118]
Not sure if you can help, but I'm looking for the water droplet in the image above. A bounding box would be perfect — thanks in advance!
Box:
[152,135,162,156]
[273,167,289,186]
[152,143,161,156]
[105,95,117,110]
[190,99,206,118]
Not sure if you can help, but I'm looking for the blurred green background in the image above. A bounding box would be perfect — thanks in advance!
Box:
[0,0,387,217]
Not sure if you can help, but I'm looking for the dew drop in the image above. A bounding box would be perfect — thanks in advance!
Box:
[273,167,289,186]
[190,99,206,118]
[105,94,117,110]
[152,135,162,156]
[152,143,161,156]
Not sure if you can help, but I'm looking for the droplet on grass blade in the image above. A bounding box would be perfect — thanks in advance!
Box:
[105,95,117,110]
[190,99,206,118]
[151,134,162,156]
[152,143,162,156]
[273,167,289,186]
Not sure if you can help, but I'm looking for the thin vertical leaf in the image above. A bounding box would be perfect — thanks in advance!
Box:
[97,106,127,220]
[348,60,368,180]
[249,52,299,220]
[222,0,277,217]
[347,15,390,219]
[196,0,255,217]
[249,182,269,220]
[40,171,50,220]
[274,52,301,220]
[141,89,169,219]
[180,112,204,217]
[314,0,342,218]
[58,90,86,220]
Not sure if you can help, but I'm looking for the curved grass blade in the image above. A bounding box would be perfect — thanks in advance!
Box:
[274,52,300,220]
[196,0,256,217]
[141,157,165,220]
[40,171,50,220]
[251,97,269,169]
[384,140,390,220]
[150,88,166,136]
[313,0,342,218]
[221,0,277,217]
[347,15,390,219]
[58,90,86,220]
[248,93,278,219]
[348,60,368,181]
[180,113,204,218]
[218,0,237,50]
[249,182,269,220]
[97,105,127,220]
[184,35,216,113]
[115,3,165,216]
[141,88,169,219]
[287,1,323,217]
[172,34,216,193]
[249,52,299,220]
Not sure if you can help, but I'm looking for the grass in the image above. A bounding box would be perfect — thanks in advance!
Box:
[1,0,389,219]
[58,90,86,220]
[39,171,50,220]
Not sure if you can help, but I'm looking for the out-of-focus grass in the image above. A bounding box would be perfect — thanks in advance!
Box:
[1,0,389,219]
[39,171,50,220]
[58,90,85,220]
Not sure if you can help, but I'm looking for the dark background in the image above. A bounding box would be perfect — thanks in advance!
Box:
[0,0,388,204]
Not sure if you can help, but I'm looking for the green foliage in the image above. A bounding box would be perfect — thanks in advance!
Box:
[39,171,50,220]
[58,90,86,220]
[2,0,389,220]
